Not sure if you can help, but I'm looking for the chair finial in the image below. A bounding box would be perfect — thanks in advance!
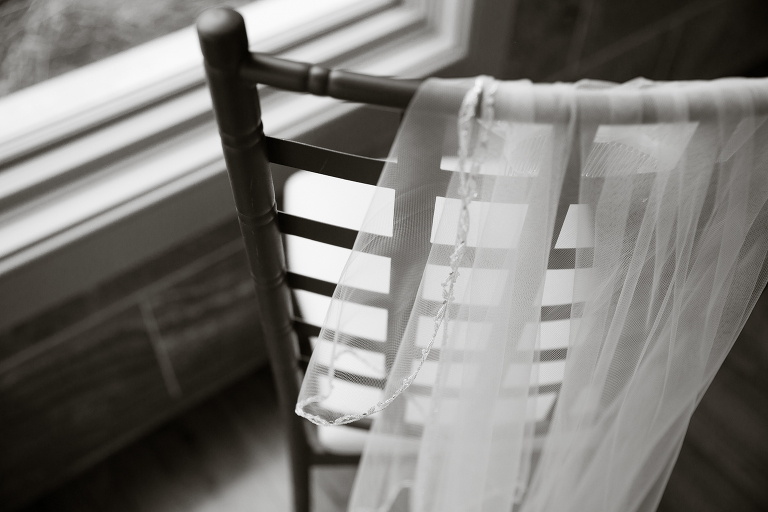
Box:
[197,7,249,72]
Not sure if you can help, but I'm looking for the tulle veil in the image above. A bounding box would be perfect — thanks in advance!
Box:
[296,75,768,512]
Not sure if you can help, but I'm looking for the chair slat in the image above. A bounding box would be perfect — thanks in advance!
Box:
[314,364,386,389]
[266,137,384,185]
[287,272,337,297]
[425,346,567,365]
[287,272,391,307]
[418,299,579,324]
[419,299,490,319]
[278,211,358,249]
[538,382,562,395]
[294,318,321,338]
[547,248,594,270]
[322,329,386,353]
[541,348,568,361]
[409,382,563,402]
[541,304,577,322]
[291,319,387,354]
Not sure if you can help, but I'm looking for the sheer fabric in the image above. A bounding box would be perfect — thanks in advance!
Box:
[296,76,768,512]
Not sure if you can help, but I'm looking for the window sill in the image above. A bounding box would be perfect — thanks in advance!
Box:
[0,0,475,331]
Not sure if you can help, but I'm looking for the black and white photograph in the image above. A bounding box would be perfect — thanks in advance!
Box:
[1,1,767,511]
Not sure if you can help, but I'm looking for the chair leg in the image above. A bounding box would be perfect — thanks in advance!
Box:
[291,449,311,512]
[285,413,314,512]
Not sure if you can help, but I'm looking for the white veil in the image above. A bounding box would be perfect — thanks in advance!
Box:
[296,76,768,512]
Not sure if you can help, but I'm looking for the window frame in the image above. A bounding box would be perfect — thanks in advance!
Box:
[0,0,515,331]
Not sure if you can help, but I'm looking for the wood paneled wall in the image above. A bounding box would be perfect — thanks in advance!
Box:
[0,220,268,511]
[500,0,768,83]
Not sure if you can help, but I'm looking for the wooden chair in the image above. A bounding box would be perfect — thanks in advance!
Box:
[196,7,421,512]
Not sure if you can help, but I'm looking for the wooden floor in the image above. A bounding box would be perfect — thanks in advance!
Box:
[657,289,768,512]
[19,292,768,512]
[18,365,356,512]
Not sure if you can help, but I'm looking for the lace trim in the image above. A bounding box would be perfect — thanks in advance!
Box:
[296,76,498,426]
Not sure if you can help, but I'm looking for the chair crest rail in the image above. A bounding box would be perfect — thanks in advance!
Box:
[241,53,421,109]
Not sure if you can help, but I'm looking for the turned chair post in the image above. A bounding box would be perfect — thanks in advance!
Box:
[197,9,312,512]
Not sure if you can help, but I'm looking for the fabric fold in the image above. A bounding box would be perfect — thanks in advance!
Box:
[296,76,768,512]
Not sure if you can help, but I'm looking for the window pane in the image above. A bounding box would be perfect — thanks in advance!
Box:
[0,0,255,97]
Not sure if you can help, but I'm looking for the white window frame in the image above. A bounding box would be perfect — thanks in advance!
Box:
[0,0,514,331]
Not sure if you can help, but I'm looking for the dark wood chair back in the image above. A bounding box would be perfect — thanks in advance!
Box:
[197,7,422,512]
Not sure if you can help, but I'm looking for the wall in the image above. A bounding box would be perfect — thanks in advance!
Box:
[501,0,768,83]
[0,220,267,510]
[500,0,768,509]
[1,0,767,509]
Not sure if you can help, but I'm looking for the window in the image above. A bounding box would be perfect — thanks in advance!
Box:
[0,0,255,97]
[0,0,513,331]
